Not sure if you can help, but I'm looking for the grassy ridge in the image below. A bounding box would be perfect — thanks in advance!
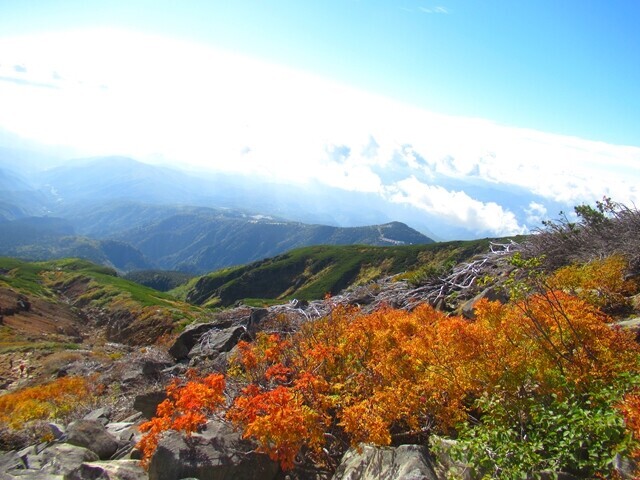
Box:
[0,257,205,345]
[181,240,493,307]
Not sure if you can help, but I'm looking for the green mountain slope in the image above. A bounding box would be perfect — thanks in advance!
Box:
[115,211,433,273]
[123,270,194,292]
[179,240,490,307]
[0,257,205,346]
[0,217,151,271]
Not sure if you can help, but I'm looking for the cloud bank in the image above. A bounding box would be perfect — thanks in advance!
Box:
[0,29,638,238]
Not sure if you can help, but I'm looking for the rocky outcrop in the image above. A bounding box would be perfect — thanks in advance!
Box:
[65,459,147,480]
[168,322,225,360]
[187,325,245,359]
[332,444,438,480]
[1,443,99,479]
[133,390,168,420]
[147,419,279,480]
[66,420,120,460]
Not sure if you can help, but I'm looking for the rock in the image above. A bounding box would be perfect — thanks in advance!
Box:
[42,444,100,474]
[47,423,66,440]
[161,363,188,377]
[120,359,174,386]
[66,420,119,460]
[141,360,173,376]
[246,308,269,335]
[187,326,246,359]
[122,412,143,423]
[133,390,167,419]
[106,422,138,445]
[332,444,438,480]
[459,287,508,319]
[17,442,50,470]
[11,444,99,477]
[2,473,64,480]
[84,408,111,425]
[429,437,474,480]
[614,453,638,480]
[147,419,279,480]
[168,323,220,360]
[0,450,24,472]
[65,459,147,480]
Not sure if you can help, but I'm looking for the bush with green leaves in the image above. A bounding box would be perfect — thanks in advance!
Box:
[451,378,638,479]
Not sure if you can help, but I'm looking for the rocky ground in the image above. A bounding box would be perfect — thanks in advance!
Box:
[1,240,640,479]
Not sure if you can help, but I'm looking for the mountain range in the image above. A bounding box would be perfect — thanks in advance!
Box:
[0,156,434,273]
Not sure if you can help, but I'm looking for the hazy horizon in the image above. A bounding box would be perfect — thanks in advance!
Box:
[1,1,639,240]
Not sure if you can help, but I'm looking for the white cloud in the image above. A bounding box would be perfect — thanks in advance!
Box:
[525,201,547,224]
[419,6,449,14]
[386,176,527,236]
[0,28,639,237]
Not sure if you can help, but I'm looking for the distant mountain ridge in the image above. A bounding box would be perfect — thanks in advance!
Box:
[111,209,432,272]
[0,216,151,271]
[0,155,435,273]
[0,204,432,275]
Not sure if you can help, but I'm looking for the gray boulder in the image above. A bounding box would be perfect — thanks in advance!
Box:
[64,459,147,480]
[147,419,279,480]
[459,286,508,319]
[168,323,221,360]
[83,408,111,425]
[429,437,474,480]
[0,450,24,473]
[8,444,99,478]
[187,326,246,359]
[332,444,437,480]
[133,390,167,420]
[66,420,119,460]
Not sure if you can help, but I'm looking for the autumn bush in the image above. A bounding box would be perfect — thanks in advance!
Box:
[137,370,226,466]
[137,276,640,475]
[0,376,95,430]
[550,254,638,313]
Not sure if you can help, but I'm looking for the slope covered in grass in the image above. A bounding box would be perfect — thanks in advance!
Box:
[180,240,492,307]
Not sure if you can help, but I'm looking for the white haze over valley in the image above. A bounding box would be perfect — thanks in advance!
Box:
[1,29,638,239]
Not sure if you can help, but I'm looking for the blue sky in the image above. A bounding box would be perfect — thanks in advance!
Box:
[0,1,639,238]
[2,0,638,144]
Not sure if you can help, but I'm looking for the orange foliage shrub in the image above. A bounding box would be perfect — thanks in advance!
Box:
[227,295,638,469]
[550,255,637,312]
[137,371,225,466]
[0,376,93,429]
[139,287,639,470]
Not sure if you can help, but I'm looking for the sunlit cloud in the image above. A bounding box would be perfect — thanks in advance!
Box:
[525,201,548,225]
[0,28,638,237]
[386,176,526,236]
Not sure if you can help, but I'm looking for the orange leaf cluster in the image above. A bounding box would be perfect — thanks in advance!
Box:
[550,255,638,312]
[137,371,225,466]
[228,384,327,470]
[228,294,638,469]
[0,376,93,429]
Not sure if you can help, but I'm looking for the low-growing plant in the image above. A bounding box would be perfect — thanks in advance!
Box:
[550,254,637,313]
[136,257,640,474]
[0,376,96,429]
[136,370,226,466]
[452,379,637,479]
